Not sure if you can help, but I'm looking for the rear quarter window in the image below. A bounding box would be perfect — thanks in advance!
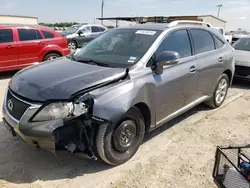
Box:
[41,30,54,39]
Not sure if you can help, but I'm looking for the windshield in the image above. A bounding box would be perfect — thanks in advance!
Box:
[64,26,80,34]
[233,38,250,51]
[73,29,161,68]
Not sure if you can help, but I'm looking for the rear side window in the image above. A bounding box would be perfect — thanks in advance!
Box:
[0,29,13,43]
[91,26,101,33]
[214,36,225,49]
[99,27,106,32]
[41,30,54,39]
[156,29,192,59]
[18,29,42,41]
[190,29,216,54]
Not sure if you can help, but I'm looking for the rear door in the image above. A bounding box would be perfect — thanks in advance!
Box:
[189,29,224,98]
[17,28,44,65]
[0,28,18,71]
[90,26,102,40]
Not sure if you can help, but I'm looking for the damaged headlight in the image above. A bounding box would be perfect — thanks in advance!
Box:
[32,101,88,122]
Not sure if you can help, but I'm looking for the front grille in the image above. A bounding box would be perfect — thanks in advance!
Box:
[6,90,31,120]
[235,66,250,77]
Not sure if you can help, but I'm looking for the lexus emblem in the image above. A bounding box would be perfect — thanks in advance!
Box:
[7,99,14,111]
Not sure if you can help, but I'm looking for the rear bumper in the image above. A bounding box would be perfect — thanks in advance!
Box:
[62,48,71,56]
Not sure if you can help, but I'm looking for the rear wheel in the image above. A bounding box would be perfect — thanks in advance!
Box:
[96,107,145,165]
[205,74,229,108]
[43,53,61,61]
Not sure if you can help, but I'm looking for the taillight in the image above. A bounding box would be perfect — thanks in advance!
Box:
[62,37,68,47]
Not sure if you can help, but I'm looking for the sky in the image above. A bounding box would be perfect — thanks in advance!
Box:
[1,0,250,30]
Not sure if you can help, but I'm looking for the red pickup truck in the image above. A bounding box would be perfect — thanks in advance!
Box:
[0,24,71,72]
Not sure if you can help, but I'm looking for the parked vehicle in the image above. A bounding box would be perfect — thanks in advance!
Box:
[233,36,250,80]
[231,30,249,44]
[0,24,70,72]
[167,20,232,43]
[2,23,235,165]
[215,27,233,44]
[61,24,108,50]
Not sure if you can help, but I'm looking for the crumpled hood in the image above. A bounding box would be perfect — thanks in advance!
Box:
[9,57,126,101]
[234,50,250,67]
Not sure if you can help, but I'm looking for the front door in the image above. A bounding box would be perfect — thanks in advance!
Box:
[0,28,18,71]
[153,29,199,125]
[77,26,92,46]
[17,28,44,65]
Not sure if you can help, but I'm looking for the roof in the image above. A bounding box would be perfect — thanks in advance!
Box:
[97,15,226,23]
[0,14,38,19]
[117,23,168,31]
[0,24,53,30]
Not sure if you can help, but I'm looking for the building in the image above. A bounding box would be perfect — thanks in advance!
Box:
[0,15,38,25]
[97,15,226,28]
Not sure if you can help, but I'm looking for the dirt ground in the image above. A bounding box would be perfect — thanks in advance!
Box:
[0,72,249,188]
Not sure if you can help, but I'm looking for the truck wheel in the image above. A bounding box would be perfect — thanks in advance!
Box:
[68,40,77,50]
[205,73,229,108]
[96,107,145,165]
[43,53,61,61]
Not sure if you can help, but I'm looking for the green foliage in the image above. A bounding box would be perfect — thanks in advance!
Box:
[39,22,80,27]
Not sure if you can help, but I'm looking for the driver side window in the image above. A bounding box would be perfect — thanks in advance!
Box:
[81,26,90,33]
[156,29,192,59]
[147,29,192,67]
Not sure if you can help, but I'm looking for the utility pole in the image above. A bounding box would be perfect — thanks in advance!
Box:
[101,0,104,25]
[217,4,223,17]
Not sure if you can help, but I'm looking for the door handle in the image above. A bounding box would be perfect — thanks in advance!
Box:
[218,57,224,62]
[189,65,197,73]
[6,45,15,49]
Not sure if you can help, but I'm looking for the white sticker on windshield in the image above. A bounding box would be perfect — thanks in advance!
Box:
[129,56,137,60]
[136,30,156,35]
[128,60,135,63]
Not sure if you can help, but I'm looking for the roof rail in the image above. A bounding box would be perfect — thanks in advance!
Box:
[168,20,213,28]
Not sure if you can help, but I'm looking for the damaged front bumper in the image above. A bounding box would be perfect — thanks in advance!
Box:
[2,89,102,160]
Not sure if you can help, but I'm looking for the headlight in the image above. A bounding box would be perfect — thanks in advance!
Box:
[32,101,88,122]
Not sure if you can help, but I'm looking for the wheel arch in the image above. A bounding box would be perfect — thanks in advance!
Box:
[223,69,233,84]
[43,51,62,61]
[134,102,151,132]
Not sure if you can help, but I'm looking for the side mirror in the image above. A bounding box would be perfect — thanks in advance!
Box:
[155,51,180,75]
[77,30,83,36]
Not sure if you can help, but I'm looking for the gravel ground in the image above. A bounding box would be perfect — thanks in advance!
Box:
[0,73,249,188]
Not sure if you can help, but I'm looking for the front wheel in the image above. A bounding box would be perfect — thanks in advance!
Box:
[68,40,77,50]
[205,73,229,108]
[96,107,145,165]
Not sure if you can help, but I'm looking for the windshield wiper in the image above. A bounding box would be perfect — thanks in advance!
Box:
[76,59,111,67]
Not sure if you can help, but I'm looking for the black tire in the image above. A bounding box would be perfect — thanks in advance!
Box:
[205,73,229,108]
[68,40,77,50]
[43,53,61,61]
[96,107,145,165]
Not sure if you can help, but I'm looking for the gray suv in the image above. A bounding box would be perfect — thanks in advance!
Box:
[2,23,235,165]
[61,24,108,50]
